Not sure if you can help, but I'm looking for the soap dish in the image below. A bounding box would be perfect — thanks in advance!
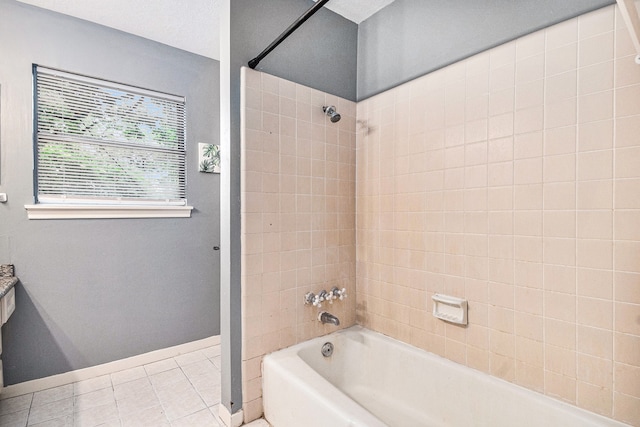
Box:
[432,294,468,325]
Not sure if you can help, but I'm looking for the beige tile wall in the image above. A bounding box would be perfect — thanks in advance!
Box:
[240,67,357,422]
[356,5,640,425]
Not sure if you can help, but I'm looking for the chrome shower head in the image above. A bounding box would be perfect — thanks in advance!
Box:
[323,105,341,123]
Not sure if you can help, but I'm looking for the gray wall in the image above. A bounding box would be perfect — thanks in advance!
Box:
[357,0,616,100]
[0,0,220,384]
[233,0,358,101]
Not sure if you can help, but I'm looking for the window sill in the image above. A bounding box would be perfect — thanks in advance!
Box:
[24,204,193,219]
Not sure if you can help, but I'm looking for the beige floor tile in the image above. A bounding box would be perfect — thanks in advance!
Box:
[143,359,178,377]
[73,376,111,396]
[30,415,73,427]
[27,398,72,426]
[73,388,115,414]
[32,386,73,409]
[171,408,220,427]
[0,409,29,427]
[110,366,147,386]
[74,401,119,427]
[0,395,32,416]
[119,405,169,427]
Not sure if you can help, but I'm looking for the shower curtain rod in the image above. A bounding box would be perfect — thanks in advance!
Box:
[248,0,331,69]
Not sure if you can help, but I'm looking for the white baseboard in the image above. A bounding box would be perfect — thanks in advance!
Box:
[219,404,244,427]
[1,335,220,399]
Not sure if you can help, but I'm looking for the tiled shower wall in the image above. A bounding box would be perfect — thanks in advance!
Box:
[356,5,639,425]
[240,68,357,422]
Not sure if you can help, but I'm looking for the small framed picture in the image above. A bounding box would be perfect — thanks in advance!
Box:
[198,143,220,173]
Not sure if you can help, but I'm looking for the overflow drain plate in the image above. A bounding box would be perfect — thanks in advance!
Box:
[321,342,334,357]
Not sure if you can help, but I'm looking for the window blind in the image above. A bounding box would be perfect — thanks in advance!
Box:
[34,66,187,205]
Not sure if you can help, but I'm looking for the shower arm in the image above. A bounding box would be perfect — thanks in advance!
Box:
[248,0,332,69]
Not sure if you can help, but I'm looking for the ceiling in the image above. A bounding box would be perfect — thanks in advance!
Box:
[17,0,220,59]
[17,0,396,61]
[315,0,396,24]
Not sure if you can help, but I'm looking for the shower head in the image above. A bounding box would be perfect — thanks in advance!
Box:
[323,105,341,123]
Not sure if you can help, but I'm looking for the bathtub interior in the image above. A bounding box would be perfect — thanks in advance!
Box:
[263,344,388,427]
[266,327,629,427]
[297,331,442,426]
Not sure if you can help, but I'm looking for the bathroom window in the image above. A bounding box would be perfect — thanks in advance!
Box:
[26,66,192,219]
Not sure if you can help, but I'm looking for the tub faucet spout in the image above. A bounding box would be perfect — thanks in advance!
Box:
[318,311,340,326]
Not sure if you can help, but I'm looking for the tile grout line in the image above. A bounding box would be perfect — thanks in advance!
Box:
[574,12,580,408]
[611,4,618,420]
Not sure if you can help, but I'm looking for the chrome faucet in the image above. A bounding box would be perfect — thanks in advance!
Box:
[318,311,340,326]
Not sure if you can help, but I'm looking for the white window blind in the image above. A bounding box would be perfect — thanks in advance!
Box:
[34,66,187,206]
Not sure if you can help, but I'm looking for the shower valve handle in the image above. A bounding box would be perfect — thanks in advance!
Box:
[317,290,331,307]
[324,290,335,304]
[304,292,313,304]
[330,286,347,301]
[304,292,324,307]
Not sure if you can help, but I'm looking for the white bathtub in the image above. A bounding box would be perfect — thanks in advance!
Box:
[263,326,628,427]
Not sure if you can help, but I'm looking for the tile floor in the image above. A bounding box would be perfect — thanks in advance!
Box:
[0,345,269,427]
